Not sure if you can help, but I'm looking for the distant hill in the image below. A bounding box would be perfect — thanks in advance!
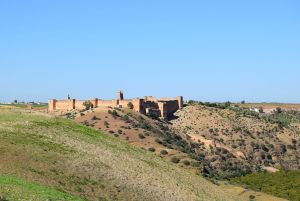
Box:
[171,105,300,178]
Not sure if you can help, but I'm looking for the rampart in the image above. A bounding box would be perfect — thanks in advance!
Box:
[49,91,183,119]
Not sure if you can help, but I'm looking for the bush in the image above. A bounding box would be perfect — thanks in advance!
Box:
[249,195,255,200]
[0,195,8,201]
[155,138,163,144]
[148,147,156,152]
[171,156,180,164]
[276,107,282,113]
[280,144,287,154]
[182,160,191,166]
[104,121,109,128]
[127,102,134,109]
[91,115,100,120]
[230,170,300,201]
[138,133,145,139]
[83,101,93,110]
[191,161,201,167]
[121,115,130,123]
[160,150,168,155]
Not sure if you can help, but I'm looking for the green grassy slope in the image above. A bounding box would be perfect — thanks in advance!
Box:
[230,171,300,201]
[0,174,83,201]
[0,108,236,201]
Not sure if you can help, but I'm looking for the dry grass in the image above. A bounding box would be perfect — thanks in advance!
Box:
[171,105,300,176]
[0,108,236,201]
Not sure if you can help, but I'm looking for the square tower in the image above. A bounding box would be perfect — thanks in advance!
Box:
[117,90,124,100]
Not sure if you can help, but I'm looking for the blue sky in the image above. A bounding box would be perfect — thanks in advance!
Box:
[0,1,299,103]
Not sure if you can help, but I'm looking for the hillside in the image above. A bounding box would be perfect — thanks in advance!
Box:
[230,170,300,201]
[71,104,300,180]
[171,105,300,178]
[63,106,291,201]
[0,107,235,201]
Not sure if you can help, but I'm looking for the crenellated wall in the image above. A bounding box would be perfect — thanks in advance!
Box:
[49,92,183,119]
[53,99,75,111]
[98,100,118,108]
[74,100,86,110]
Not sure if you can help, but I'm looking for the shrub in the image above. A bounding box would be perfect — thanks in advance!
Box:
[280,144,287,154]
[0,195,8,201]
[155,138,163,144]
[108,110,119,118]
[191,161,201,167]
[127,102,134,109]
[111,110,118,116]
[171,156,180,164]
[138,133,145,139]
[91,115,100,120]
[276,107,282,113]
[148,147,156,152]
[121,115,130,123]
[182,160,191,166]
[104,121,109,128]
[82,120,89,126]
[249,195,255,200]
[83,101,93,110]
[160,150,168,155]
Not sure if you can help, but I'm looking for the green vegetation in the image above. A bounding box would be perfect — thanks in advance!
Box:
[263,110,300,128]
[108,109,119,118]
[160,150,168,155]
[127,102,134,109]
[0,174,83,201]
[148,147,156,152]
[187,100,232,110]
[171,156,180,164]
[0,103,48,109]
[249,195,255,201]
[188,100,300,128]
[138,133,146,139]
[0,108,233,201]
[83,101,93,110]
[230,170,300,201]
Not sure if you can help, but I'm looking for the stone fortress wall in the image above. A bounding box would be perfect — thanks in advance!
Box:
[49,91,183,119]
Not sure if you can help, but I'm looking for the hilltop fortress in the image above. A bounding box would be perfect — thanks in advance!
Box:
[49,91,183,119]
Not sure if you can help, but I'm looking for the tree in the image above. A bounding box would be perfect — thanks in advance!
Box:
[280,144,287,154]
[276,107,282,113]
[83,101,93,110]
[224,101,231,108]
[127,102,134,109]
[241,100,246,104]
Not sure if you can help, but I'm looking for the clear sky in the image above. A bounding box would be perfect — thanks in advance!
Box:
[0,1,299,103]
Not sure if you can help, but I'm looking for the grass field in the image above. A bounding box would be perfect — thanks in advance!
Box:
[237,103,300,110]
[0,103,48,110]
[0,107,236,201]
[230,170,300,201]
[0,174,83,201]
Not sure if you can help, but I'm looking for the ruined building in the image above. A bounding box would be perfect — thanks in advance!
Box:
[48,91,183,118]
